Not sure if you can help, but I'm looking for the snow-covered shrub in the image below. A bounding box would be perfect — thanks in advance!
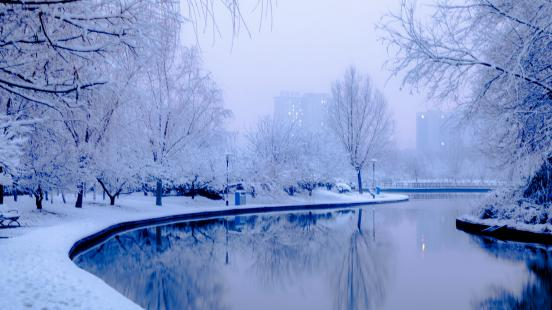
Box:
[523,158,552,204]
[335,182,352,193]
[284,185,298,196]
[476,188,552,230]
[174,182,223,200]
[297,180,317,196]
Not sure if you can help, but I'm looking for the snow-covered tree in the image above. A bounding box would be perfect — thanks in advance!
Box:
[93,106,141,205]
[17,120,76,209]
[246,116,304,194]
[380,0,552,222]
[136,46,228,206]
[0,114,29,204]
[0,0,181,207]
[0,0,270,208]
[328,67,394,194]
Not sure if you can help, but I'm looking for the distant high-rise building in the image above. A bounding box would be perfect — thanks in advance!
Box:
[273,92,330,131]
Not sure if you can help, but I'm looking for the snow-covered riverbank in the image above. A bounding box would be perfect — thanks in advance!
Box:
[458,189,552,235]
[0,190,407,309]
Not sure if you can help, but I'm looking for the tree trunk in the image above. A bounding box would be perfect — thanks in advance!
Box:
[102,189,106,200]
[35,186,43,210]
[0,166,3,204]
[35,195,43,210]
[45,190,49,201]
[13,184,17,202]
[109,195,116,206]
[357,169,363,194]
[75,188,83,208]
[357,209,363,230]
[156,179,162,206]
[61,192,66,204]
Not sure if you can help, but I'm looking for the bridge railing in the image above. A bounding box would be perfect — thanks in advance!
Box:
[379,181,507,189]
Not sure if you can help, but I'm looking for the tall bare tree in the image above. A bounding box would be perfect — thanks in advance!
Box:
[328,67,393,194]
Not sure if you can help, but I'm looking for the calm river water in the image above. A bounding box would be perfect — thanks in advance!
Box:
[74,196,552,309]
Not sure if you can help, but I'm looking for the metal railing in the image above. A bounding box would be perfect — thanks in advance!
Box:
[379,180,507,189]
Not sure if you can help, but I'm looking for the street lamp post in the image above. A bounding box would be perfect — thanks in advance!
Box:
[370,158,377,191]
[225,153,230,206]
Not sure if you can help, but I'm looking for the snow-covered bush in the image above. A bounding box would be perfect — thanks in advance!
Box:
[335,182,352,193]
[476,188,551,231]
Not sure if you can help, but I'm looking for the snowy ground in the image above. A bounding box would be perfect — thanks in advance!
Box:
[0,190,407,309]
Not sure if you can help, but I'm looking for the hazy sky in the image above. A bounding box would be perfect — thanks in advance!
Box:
[182,0,429,149]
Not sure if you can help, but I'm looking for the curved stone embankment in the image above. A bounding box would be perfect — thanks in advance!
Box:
[456,218,552,245]
[70,195,409,259]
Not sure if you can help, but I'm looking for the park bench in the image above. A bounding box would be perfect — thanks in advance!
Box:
[0,210,21,228]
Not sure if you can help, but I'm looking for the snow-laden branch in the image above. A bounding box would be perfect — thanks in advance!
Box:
[379,0,552,165]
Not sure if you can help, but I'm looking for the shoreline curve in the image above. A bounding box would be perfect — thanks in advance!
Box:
[69,195,409,260]
[456,218,552,245]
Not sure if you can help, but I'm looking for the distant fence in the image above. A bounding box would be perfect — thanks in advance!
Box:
[379,181,504,189]
[378,181,508,193]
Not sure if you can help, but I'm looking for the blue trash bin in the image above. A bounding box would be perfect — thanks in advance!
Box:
[235,191,247,206]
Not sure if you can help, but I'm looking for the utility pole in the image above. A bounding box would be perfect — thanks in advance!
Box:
[371,158,377,190]
[225,154,230,206]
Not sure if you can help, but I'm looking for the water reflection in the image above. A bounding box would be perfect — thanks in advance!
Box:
[471,236,552,309]
[74,199,552,310]
[334,209,389,310]
[75,210,389,309]
[81,220,228,309]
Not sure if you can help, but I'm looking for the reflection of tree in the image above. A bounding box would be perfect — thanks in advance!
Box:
[473,236,552,310]
[75,210,393,310]
[75,221,229,310]
[243,212,340,287]
[334,209,389,310]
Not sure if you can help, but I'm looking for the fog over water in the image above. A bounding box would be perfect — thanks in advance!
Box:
[183,0,428,149]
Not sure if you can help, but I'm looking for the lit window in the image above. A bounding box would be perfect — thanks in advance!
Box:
[421,114,425,119]
[441,142,445,146]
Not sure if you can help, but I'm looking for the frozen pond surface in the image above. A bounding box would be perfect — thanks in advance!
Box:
[74,196,552,309]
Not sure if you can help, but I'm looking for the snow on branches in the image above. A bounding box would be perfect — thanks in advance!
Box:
[379,0,552,164]
[0,0,176,108]
[380,0,552,224]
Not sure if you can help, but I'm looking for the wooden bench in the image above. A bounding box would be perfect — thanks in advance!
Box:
[0,210,20,228]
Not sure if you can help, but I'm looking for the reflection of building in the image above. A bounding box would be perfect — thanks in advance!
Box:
[416,111,458,154]
[274,92,330,131]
